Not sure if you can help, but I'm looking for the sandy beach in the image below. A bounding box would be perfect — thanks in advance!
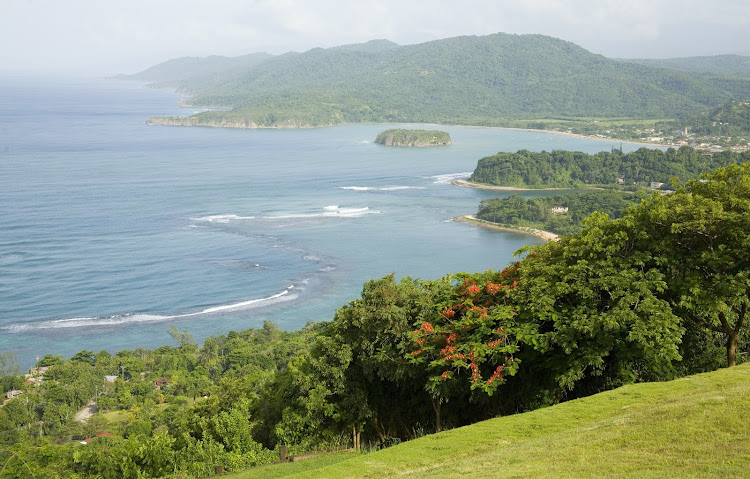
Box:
[451,179,577,191]
[454,215,559,242]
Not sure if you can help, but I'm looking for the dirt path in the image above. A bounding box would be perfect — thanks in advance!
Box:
[74,401,98,422]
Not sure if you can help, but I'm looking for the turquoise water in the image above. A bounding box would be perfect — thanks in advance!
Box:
[0,75,643,367]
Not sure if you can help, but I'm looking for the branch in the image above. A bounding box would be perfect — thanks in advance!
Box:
[718,311,731,331]
[733,302,746,334]
[669,300,729,334]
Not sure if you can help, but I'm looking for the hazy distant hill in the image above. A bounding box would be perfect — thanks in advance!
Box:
[622,54,750,78]
[115,52,274,90]
[134,33,750,128]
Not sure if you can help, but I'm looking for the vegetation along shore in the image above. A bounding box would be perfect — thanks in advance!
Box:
[453,215,559,242]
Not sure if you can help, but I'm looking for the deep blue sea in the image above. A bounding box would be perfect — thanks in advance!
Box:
[0,75,646,367]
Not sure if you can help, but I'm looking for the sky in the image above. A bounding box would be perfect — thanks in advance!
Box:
[2,0,750,76]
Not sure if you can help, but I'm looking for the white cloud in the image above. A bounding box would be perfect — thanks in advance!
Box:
[1,0,749,75]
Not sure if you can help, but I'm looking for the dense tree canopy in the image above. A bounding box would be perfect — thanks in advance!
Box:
[629,163,750,366]
[469,146,750,188]
[476,190,651,235]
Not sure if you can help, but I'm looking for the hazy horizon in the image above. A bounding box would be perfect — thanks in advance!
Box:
[2,0,749,77]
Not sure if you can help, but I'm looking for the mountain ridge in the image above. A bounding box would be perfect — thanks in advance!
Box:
[124,32,750,128]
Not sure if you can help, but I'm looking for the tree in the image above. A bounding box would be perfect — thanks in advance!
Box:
[37,354,63,368]
[169,324,198,353]
[631,164,750,366]
[273,275,439,448]
[408,270,522,430]
[0,351,20,377]
[71,349,96,366]
[515,212,685,392]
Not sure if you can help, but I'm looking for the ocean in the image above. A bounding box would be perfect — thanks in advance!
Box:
[0,75,643,367]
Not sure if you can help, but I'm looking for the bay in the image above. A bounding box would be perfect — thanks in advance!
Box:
[0,75,644,367]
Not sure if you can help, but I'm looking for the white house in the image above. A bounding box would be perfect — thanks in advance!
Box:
[5,390,23,399]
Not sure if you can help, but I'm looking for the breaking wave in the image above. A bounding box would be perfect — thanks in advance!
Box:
[192,206,378,224]
[3,287,298,333]
[190,214,256,223]
[338,186,425,191]
[270,205,379,219]
[430,172,474,184]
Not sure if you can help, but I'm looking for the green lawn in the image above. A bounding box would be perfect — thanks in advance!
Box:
[99,409,129,423]
[230,364,750,478]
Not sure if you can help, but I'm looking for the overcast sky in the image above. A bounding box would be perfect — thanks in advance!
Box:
[2,0,750,76]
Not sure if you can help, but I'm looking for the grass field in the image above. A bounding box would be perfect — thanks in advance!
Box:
[230,363,750,478]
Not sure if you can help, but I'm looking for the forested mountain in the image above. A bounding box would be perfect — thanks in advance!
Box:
[682,99,750,137]
[136,33,750,128]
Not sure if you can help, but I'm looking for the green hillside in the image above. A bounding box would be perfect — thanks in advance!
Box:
[142,33,750,128]
[684,99,750,137]
[232,364,750,479]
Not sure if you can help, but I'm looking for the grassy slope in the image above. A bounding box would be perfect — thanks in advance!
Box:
[232,364,750,478]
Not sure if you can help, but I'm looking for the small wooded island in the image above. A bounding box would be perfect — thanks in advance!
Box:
[375,129,451,146]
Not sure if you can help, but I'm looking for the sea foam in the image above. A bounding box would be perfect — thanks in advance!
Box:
[338,186,425,191]
[191,206,378,224]
[3,287,298,332]
[267,206,379,219]
[191,214,256,223]
[430,172,474,184]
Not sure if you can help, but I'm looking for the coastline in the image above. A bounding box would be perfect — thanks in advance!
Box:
[146,113,675,149]
[451,179,580,192]
[454,215,559,242]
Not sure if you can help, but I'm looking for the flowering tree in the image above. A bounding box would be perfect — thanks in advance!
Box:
[409,269,523,429]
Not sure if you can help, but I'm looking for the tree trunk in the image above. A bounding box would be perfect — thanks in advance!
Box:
[727,331,738,367]
[374,417,386,443]
[431,395,442,433]
[352,425,360,451]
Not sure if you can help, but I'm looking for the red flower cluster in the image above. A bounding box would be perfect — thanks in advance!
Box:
[440,345,456,357]
[485,282,503,295]
[486,364,504,385]
[466,285,482,296]
[441,307,456,319]
[487,338,503,349]
[421,322,434,333]
[469,360,481,383]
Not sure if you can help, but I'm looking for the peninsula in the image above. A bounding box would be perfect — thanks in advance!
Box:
[374,129,451,147]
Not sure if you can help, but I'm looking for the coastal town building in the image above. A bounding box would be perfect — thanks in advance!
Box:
[5,390,23,400]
